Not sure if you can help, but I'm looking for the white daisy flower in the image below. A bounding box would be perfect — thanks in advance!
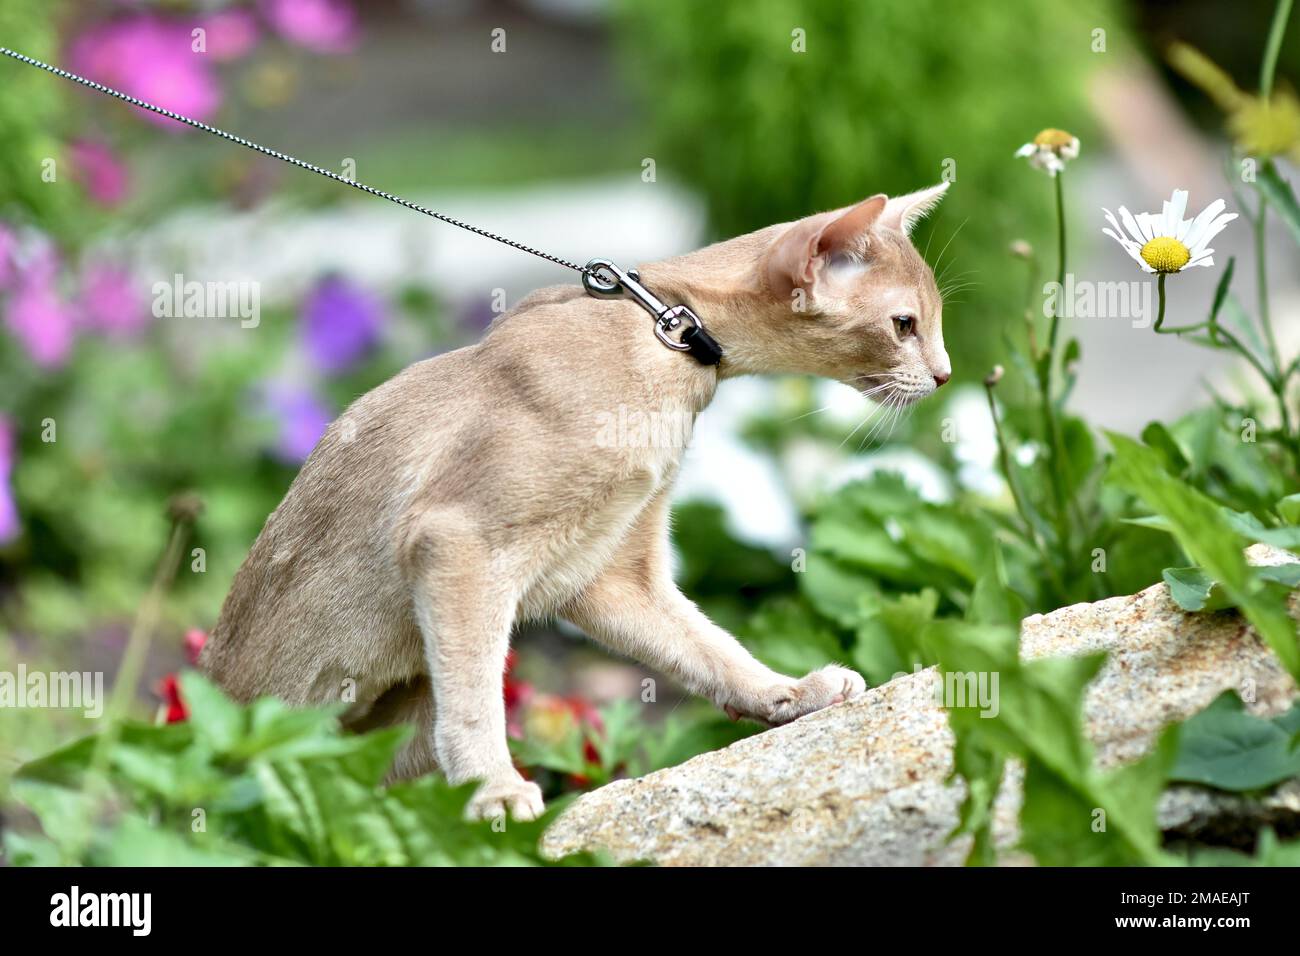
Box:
[1015,128,1080,176]
[1102,189,1237,274]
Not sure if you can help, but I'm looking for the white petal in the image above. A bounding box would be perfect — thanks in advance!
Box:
[1015,143,1035,157]
[1102,228,1144,262]
[1186,255,1214,268]
[1170,191,1190,230]
[1183,198,1228,252]
[1117,242,1151,271]
[1118,206,1146,244]
[1190,212,1238,255]
[1060,137,1080,159]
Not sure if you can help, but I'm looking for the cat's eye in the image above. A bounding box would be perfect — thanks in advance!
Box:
[892,314,916,338]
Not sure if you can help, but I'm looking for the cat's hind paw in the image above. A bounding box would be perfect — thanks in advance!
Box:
[465,774,545,823]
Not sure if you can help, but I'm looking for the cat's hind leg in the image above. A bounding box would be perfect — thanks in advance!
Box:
[398,506,543,821]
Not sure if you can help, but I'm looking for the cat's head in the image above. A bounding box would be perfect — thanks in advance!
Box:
[756,183,952,403]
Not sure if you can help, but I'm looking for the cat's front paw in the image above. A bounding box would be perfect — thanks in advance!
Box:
[763,665,866,726]
[465,773,545,823]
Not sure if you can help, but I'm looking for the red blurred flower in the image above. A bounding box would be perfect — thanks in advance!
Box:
[156,673,188,723]
[503,649,533,739]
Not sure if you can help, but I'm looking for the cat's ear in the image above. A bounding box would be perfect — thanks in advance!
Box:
[881,182,950,236]
[765,194,887,298]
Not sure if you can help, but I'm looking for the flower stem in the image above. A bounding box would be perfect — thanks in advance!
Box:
[1038,171,1075,558]
[70,496,199,862]
[985,383,1066,599]
[1048,173,1066,355]
[1261,0,1294,98]
[1151,273,1211,335]
[1260,0,1299,473]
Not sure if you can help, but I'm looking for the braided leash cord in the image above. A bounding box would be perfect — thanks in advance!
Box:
[0,46,597,279]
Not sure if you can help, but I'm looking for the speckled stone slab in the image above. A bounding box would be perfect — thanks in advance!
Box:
[541,546,1298,865]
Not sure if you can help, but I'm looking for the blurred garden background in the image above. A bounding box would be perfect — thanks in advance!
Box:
[2,0,1299,865]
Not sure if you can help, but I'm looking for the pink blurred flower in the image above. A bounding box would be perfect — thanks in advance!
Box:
[70,140,130,206]
[68,16,221,129]
[185,628,208,665]
[261,0,358,54]
[200,8,261,62]
[0,417,18,543]
[5,250,75,368]
[78,262,149,338]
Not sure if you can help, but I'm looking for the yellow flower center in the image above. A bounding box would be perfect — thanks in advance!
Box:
[1033,128,1076,149]
[1140,236,1191,273]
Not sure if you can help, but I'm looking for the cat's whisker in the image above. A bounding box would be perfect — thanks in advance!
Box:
[837,390,896,450]
[931,217,969,280]
[857,394,899,451]
[783,402,836,424]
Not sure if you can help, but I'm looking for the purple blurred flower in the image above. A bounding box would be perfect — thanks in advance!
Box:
[5,249,75,368]
[263,385,332,464]
[70,140,130,206]
[0,223,16,291]
[261,0,358,54]
[0,417,17,543]
[78,262,149,338]
[68,16,221,129]
[301,275,383,372]
[200,8,261,62]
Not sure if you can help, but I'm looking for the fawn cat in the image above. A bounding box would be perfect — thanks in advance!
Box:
[201,183,952,820]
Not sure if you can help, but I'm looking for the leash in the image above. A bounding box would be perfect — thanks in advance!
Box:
[0,46,723,366]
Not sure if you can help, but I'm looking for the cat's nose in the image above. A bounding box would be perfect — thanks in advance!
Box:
[933,371,951,387]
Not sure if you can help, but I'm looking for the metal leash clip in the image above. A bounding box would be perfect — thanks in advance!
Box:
[582,258,723,366]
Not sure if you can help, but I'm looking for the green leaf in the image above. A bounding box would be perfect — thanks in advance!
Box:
[180,671,246,754]
[1221,508,1300,548]
[741,597,847,676]
[852,588,940,685]
[1207,256,1235,327]
[1162,567,1232,612]
[1141,421,1189,474]
[798,551,877,628]
[1120,514,1174,532]
[1106,432,1300,681]
[967,572,1028,627]
[1259,163,1300,247]
[1277,493,1300,525]
[1170,692,1300,791]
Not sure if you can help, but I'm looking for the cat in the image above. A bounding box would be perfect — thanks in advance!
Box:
[200,182,952,821]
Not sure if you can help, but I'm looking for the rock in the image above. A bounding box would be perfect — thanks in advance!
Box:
[541,545,1299,865]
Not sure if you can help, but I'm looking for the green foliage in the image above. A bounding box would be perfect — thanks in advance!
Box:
[509,698,756,789]
[1108,433,1300,681]
[922,617,1174,866]
[1170,692,1300,792]
[0,0,78,237]
[614,0,1123,377]
[5,674,599,867]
